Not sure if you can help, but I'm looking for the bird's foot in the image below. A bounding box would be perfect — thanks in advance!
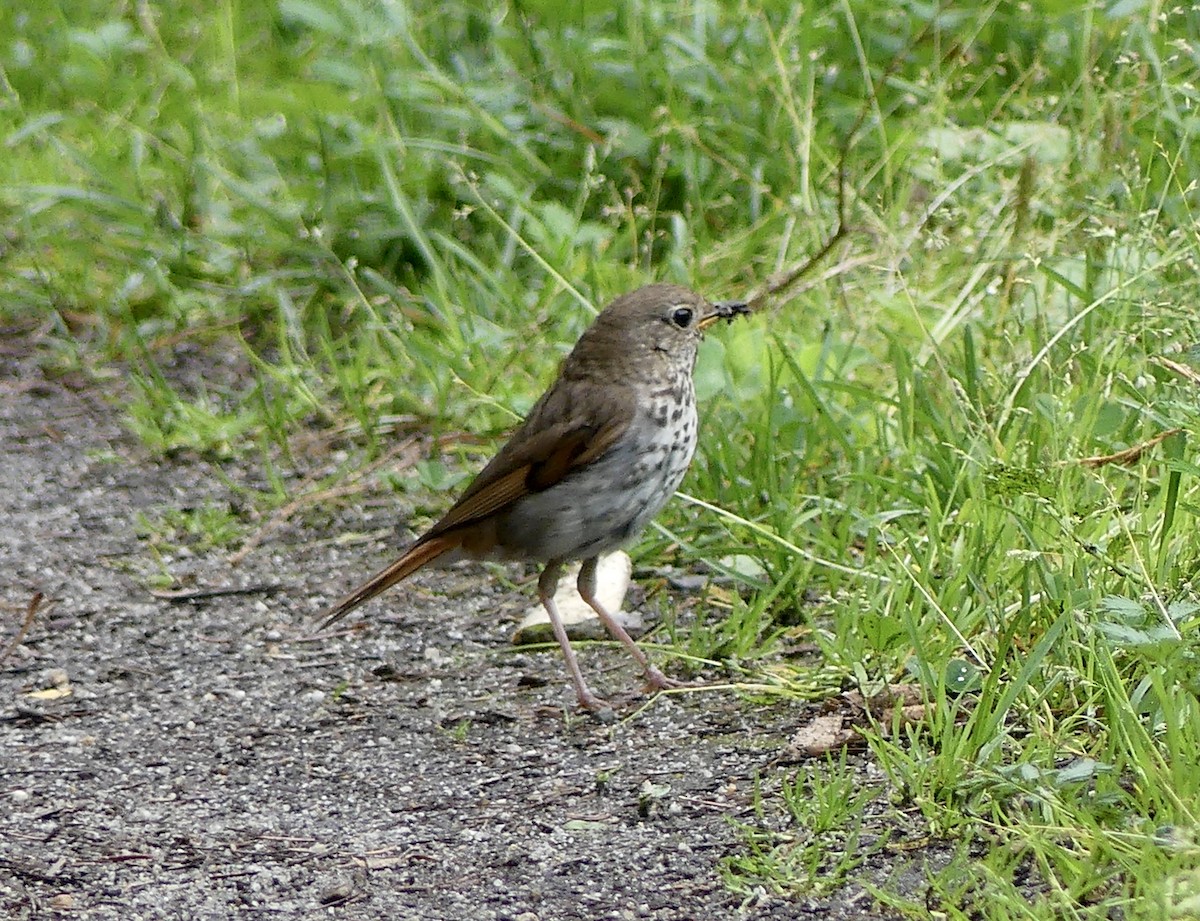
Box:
[643,666,688,692]
[574,687,617,722]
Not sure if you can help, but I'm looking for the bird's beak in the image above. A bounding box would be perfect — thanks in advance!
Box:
[699,299,752,330]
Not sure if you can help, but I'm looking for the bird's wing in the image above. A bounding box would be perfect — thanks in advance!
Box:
[427,381,633,537]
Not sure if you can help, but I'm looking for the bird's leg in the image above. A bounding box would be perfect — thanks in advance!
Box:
[538,562,613,716]
[577,556,682,692]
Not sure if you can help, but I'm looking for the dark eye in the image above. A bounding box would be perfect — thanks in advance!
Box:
[670,305,694,328]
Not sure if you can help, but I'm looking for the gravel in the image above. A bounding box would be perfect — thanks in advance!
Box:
[1,337,930,919]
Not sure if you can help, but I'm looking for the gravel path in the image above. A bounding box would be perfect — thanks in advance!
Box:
[1,338,917,920]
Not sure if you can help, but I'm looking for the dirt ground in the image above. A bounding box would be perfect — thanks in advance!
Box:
[1,336,942,920]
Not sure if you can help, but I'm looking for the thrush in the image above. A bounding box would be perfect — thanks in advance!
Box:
[319,283,749,714]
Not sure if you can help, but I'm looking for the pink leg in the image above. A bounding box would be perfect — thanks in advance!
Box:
[577,557,681,692]
[539,562,612,716]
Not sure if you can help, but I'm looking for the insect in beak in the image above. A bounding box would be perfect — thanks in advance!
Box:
[698,299,751,330]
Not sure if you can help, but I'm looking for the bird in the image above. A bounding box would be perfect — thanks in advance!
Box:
[319,283,750,714]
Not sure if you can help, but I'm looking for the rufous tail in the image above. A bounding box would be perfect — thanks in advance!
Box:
[318,535,457,629]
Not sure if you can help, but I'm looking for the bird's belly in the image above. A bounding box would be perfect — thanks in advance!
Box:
[497,412,697,563]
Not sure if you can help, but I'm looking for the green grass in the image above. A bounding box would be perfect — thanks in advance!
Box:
[5,0,1200,915]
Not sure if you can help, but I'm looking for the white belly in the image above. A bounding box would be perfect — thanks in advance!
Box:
[497,400,698,563]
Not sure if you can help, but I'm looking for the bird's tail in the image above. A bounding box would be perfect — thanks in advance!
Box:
[318,535,457,629]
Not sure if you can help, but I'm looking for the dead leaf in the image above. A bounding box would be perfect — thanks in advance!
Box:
[25,685,72,701]
[782,714,862,759]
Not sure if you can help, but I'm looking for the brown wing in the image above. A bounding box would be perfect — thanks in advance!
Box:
[427,378,633,538]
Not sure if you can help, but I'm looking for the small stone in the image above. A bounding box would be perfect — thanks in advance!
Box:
[318,881,354,905]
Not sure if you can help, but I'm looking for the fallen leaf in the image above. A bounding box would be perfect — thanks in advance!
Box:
[25,685,72,701]
[783,714,861,759]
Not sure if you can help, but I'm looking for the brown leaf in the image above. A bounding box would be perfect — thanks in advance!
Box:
[782,715,862,759]
[844,683,925,721]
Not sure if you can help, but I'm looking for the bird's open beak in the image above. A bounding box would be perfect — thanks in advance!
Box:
[699,299,752,330]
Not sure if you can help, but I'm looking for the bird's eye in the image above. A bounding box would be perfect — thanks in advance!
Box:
[669,306,695,328]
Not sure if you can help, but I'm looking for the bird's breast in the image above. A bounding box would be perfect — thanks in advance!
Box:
[494,384,699,563]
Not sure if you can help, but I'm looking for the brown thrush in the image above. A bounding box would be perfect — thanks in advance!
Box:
[319,284,749,714]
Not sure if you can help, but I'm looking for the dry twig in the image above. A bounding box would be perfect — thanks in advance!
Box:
[1076,428,1183,469]
[1154,356,1200,387]
[0,592,44,667]
[744,16,937,311]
